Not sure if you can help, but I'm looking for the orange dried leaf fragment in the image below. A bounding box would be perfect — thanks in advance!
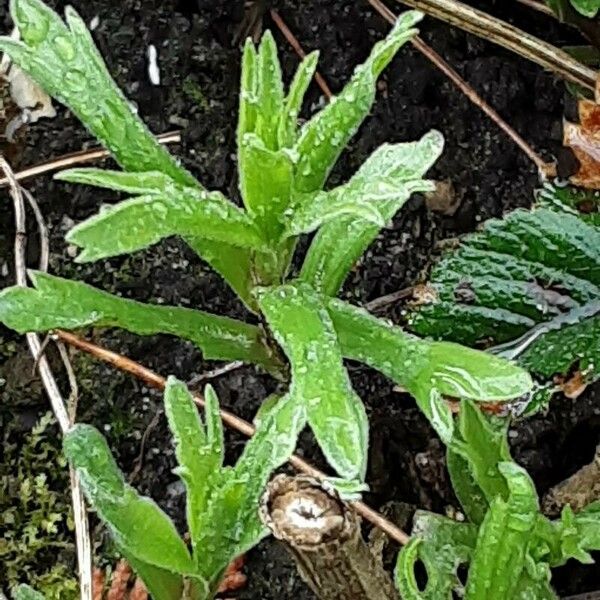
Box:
[564,98,600,189]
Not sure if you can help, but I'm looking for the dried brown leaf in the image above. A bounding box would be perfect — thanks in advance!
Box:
[564,99,600,189]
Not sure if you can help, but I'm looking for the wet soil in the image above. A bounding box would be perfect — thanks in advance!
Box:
[0,0,599,597]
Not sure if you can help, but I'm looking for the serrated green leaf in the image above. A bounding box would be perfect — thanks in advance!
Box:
[464,462,538,600]
[300,130,443,295]
[163,377,222,554]
[277,50,319,148]
[395,512,477,599]
[447,400,512,524]
[258,283,368,481]
[64,424,194,574]
[65,188,265,263]
[0,272,277,369]
[410,202,600,386]
[293,10,423,193]
[328,298,532,402]
[254,31,285,150]
[537,182,600,225]
[1,0,196,187]
[13,585,46,600]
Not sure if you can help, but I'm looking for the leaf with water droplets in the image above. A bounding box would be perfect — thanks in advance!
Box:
[464,462,538,600]
[56,168,179,194]
[277,50,319,148]
[409,197,600,401]
[300,130,443,295]
[395,512,477,599]
[293,10,424,193]
[237,38,258,153]
[238,133,294,241]
[0,271,277,369]
[258,283,368,482]
[189,385,306,586]
[118,553,186,600]
[64,424,194,574]
[447,399,512,525]
[164,377,223,555]
[0,0,196,186]
[64,187,266,262]
[328,298,532,404]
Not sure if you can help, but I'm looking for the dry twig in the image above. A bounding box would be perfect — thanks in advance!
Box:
[394,0,597,90]
[1,154,93,600]
[53,329,411,546]
[368,0,557,178]
[0,130,181,189]
[515,0,555,16]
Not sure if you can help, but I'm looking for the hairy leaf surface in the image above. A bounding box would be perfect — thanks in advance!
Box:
[300,130,443,295]
[259,283,368,481]
[0,0,196,187]
[410,201,600,384]
[0,272,276,368]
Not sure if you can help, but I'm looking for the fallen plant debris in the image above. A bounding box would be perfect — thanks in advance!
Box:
[564,98,600,189]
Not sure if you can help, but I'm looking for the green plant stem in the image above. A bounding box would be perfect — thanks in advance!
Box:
[394,0,597,90]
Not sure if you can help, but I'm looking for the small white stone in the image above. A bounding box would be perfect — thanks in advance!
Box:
[147,44,161,86]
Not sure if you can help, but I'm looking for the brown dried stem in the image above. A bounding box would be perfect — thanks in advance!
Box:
[270,9,333,99]
[514,0,555,16]
[53,328,411,546]
[260,475,398,599]
[368,0,557,178]
[394,0,597,90]
[1,154,93,600]
[0,130,181,189]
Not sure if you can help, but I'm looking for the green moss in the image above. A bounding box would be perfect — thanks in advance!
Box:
[1,413,78,599]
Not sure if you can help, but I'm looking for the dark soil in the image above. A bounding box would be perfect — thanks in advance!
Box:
[0,0,599,598]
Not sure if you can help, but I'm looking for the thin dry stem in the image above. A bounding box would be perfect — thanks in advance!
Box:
[515,0,555,16]
[1,154,93,600]
[394,0,597,90]
[270,9,334,99]
[0,130,181,189]
[53,329,411,546]
[368,0,557,178]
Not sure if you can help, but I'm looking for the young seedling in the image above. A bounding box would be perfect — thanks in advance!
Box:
[395,400,600,599]
[0,0,535,595]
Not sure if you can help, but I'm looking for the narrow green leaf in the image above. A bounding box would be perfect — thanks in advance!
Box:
[293,10,424,193]
[120,551,186,600]
[64,424,194,574]
[300,130,443,295]
[395,512,478,599]
[65,189,265,262]
[56,168,178,195]
[570,0,598,17]
[239,134,294,240]
[194,389,306,585]
[258,283,368,481]
[465,462,538,600]
[447,400,512,524]
[0,272,277,369]
[204,384,225,466]
[237,38,258,152]
[277,50,319,148]
[186,237,258,312]
[254,30,285,150]
[164,377,222,553]
[329,298,533,401]
[283,186,387,238]
[1,0,196,187]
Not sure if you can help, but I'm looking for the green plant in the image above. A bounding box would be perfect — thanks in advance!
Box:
[62,377,304,599]
[0,0,531,479]
[546,0,599,20]
[0,0,535,596]
[394,400,600,599]
[0,413,77,600]
[409,185,600,412]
